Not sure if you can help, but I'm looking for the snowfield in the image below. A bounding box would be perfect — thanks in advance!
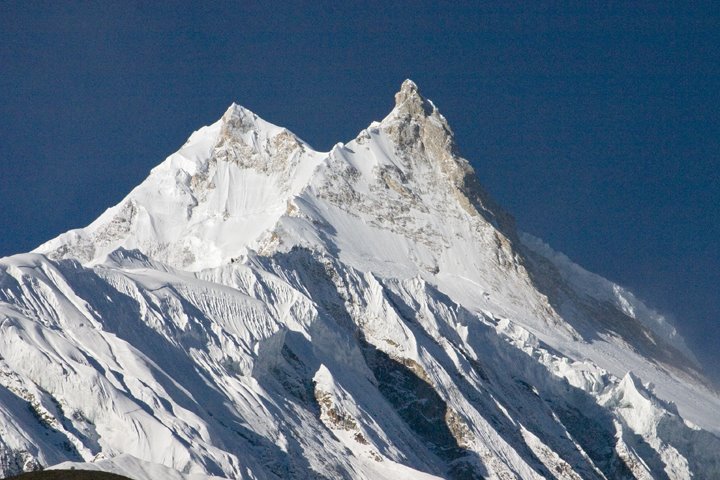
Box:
[1,80,718,479]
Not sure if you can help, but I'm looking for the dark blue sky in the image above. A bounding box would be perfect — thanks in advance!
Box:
[1,2,718,376]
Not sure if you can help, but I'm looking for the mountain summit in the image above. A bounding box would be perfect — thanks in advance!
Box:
[2,81,719,479]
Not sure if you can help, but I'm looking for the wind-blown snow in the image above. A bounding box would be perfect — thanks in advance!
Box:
[1,80,718,479]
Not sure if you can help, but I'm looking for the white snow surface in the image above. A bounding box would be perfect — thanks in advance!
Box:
[0,80,717,479]
[35,104,325,271]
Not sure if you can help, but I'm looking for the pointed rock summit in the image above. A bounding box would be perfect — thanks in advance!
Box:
[377,80,516,238]
[392,79,435,118]
[382,79,454,150]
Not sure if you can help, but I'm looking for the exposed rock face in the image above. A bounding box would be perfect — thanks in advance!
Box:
[384,79,516,238]
[0,81,717,479]
[216,104,306,177]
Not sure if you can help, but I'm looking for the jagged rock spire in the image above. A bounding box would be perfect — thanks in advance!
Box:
[392,79,436,120]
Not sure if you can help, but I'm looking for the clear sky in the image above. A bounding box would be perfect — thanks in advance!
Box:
[1,2,718,378]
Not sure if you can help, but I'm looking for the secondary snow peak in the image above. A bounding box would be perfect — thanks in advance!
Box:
[220,103,270,139]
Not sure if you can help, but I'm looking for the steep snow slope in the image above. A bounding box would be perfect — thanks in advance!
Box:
[35,105,324,271]
[0,81,717,479]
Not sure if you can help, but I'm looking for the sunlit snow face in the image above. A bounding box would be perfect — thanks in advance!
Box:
[5,81,717,480]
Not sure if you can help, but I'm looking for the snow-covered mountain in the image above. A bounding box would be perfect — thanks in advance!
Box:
[2,80,719,479]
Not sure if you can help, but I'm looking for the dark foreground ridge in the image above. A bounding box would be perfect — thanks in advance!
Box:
[6,470,133,480]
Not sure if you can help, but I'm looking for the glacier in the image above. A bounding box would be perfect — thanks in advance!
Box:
[1,80,719,479]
